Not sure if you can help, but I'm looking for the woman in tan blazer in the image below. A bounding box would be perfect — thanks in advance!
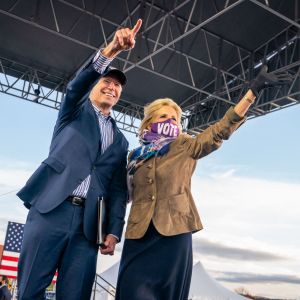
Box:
[115,66,290,300]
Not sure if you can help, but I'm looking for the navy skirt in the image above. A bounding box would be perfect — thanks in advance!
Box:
[115,222,193,300]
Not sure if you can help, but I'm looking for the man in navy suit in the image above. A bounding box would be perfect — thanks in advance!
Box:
[17,19,142,300]
[0,276,12,300]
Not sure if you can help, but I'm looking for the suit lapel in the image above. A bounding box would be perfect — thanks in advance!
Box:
[111,118,122,144]
[99,118,122,158]
[79,100,102,162]
[87,100,101,140]
[87,100,124,161]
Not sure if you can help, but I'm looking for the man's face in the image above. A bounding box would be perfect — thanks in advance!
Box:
[90,76,122,111]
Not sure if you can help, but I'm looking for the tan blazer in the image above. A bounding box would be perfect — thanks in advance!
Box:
[125,107,245,239]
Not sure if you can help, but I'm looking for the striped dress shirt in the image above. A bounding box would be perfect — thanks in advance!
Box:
[72,51,114,198]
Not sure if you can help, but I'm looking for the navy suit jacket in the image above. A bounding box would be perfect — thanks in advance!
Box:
[17,61,129,242]
[0,285,12,300]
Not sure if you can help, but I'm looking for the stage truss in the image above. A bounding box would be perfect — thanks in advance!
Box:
[0,0,299,134]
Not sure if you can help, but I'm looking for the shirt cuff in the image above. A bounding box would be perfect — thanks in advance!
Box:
[108,233,119,242]
[92,49,113,74]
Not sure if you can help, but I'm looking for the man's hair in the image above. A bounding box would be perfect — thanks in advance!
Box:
[139,97,182,138]
[1,275,9,284]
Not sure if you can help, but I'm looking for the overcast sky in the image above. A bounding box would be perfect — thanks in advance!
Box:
[1,92,300,298]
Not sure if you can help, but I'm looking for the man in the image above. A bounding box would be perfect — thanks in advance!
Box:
[0,276,12,300]
[17,19,142,300]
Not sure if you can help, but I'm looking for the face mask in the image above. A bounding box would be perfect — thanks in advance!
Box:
[150,119,180,138]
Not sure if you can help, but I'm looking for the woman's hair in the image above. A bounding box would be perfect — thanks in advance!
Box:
[139,98,182,138]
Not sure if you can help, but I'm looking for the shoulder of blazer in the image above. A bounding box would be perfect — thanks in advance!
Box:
[53,95,92,138]
[169,133,192,147]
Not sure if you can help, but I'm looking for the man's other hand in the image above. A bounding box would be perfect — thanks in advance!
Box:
[100,234,118,255]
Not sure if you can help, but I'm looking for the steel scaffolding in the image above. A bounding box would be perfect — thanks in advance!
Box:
[0,0,299,134]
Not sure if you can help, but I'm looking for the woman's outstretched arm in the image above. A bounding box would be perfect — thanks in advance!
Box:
[234,89,256,117]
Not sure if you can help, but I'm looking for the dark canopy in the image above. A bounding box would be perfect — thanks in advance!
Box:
[0,0,299,133]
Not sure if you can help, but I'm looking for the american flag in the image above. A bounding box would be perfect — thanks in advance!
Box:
[0,221,57,282]
[0,221,23,279]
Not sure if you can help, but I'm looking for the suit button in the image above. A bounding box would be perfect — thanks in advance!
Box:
[147,164,153,169]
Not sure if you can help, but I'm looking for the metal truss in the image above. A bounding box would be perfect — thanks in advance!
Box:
[0,56,143,134]
[0,56,66,109]
[0,0,299,134]
[184,26,300,133]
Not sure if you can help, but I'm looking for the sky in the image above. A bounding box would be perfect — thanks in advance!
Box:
[1,91,300,298]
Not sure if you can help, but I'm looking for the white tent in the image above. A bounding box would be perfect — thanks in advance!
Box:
[97,261,247,300]
[91,263,119,300]
[100,262,119,287]
[189,261,247,300]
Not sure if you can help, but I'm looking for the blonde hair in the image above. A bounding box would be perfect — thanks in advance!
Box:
[139,98,182,138]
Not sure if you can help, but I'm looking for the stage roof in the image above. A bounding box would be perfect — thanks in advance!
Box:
[0,0,299,134]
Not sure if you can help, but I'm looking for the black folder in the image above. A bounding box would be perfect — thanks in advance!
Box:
[97,196,106,248]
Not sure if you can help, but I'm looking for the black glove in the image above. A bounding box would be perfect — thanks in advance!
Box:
[249,65,293,97]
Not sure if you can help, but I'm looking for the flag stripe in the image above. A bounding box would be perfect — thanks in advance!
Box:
[0,265,18,271]
[0,259,17,267]
[2,255,19,262]
[0,269,17,277]
[2,251,20,258]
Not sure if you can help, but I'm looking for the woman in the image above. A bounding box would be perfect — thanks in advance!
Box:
[115,67,288,300]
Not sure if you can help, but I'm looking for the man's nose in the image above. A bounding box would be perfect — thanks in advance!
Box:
[107,81,116,89]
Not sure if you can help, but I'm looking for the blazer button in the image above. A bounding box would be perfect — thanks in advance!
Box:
[147,164,153,169]
[147,178,153,184]
[149,195,155,201]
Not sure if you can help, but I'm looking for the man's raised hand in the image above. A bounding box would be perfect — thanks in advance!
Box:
[116,18,142,50]
[103,19,142,58]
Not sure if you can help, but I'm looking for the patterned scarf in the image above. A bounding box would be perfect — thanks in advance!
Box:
[128,134,175,175]
[127,121,179,202]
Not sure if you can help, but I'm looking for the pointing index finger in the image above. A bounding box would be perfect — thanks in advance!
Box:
[131,19,142,37]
